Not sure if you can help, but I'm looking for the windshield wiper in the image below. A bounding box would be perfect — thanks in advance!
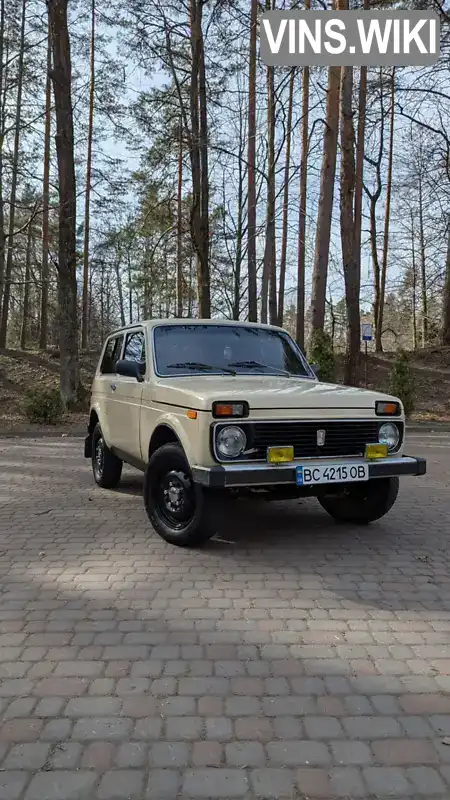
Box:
[166,361,237,376]
[229,360,290,377]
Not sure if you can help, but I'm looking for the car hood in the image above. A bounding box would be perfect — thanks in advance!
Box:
[151,375,400,413]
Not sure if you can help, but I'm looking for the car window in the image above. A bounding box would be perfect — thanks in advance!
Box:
[153,325,312,377]
[124,330,146,366]
[100,334,124,375]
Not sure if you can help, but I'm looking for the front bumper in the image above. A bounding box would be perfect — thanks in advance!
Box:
[192,455,426,489]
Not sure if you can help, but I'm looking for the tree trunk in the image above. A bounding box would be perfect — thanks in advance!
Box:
[442,217,450,346]
[261,14,276,326]
[369,195,381,335]
[40,24,52,351]
[106,272,111,331]
[336,0,359,385]
[100,261,105,341]
[0,0,26,347]
[376,66,395,352]
[47,0,80,408]
[115,258,125,327]
[411,210,417,350]
[310,65,340,334]
[418,171,428,347]
[189,0,210,318]
[329,296,336,349]
[20,219,33,350]
[349,0,369,376]
[340,61,360,386]
[81,0,95,350]
[233,108,244,321]
[164,237,170,317]
[278,67,294,327]
[198,16,210,317]
[365,68,384,348]
[247,0,258,322]
[127,252,133,323]
[176,120,183,317]
[188,254,193,316]
[296,4,310,350]
[0,0,6,315]
[353,0,369,274]
[88,256,93,336]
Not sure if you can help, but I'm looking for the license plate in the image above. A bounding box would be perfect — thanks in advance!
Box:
[296,462,369,486]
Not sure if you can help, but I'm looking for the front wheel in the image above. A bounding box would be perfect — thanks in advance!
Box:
[144,443,215,547]
[91,423,123,489]
[318,477,399,524]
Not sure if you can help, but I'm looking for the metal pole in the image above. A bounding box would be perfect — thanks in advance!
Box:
[365,340,368,387]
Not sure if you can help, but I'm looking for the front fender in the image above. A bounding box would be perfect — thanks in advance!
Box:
[142,409,201,467]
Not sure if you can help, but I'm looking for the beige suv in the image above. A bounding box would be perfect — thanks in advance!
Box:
[85,319,426,547]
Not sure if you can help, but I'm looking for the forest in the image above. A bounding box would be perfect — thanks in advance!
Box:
[0,0,449,408]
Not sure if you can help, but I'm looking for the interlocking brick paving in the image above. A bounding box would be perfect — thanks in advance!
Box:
[0,433,449,798]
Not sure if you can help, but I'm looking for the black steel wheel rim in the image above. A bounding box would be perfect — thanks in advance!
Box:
[154,468,195,531]
[93,436,104,478]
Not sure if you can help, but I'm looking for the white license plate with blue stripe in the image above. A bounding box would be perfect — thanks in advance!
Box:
[296,462,369,486]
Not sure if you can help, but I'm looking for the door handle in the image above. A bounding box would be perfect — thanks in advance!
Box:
[111,383,117,391]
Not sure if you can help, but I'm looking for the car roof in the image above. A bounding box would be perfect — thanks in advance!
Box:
[108,318,286,336]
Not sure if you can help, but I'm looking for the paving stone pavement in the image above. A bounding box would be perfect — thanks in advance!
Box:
[0,434,449,799]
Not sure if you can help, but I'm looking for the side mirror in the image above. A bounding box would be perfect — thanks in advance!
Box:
[310,363,320,378]
[116,359,144,383]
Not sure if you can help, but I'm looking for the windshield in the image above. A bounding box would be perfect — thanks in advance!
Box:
[153,324,313,378]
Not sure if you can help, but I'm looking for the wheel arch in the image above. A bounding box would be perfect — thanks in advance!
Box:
[148,423,182,460]
[145,413,198,466]
[88,408,99,434]
[87,404,113,450]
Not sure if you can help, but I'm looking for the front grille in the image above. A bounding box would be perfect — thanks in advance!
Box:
[213,420,404,461]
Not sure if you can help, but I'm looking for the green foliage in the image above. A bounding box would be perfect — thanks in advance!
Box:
[309,330,335,383]
[389,350,415,418]
[23,386,64,425]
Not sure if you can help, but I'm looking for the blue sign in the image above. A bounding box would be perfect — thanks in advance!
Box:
[361,323,373,342]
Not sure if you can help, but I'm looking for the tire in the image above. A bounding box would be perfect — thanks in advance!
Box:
[144,443,215,547]
[91,423,123,489]
[318,477,399,524]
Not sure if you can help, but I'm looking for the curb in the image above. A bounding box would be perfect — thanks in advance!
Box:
[1,423,450,439]
[0,429,85,439]
[407,424,450,433]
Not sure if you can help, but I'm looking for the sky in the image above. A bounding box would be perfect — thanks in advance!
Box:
[76,5,450,330]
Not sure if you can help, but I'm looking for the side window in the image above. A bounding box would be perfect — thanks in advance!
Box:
[124,330,146,372]
[100,335,124,375]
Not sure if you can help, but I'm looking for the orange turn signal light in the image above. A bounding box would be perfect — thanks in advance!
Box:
[215,404,234,417]
[212,401,249,418]
[375,401,400,416]
[186,410,197,420]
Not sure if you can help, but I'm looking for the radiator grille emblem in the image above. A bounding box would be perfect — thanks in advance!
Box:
[317,429,326,447]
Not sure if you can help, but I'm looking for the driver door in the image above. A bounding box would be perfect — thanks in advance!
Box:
[109,328,146,462]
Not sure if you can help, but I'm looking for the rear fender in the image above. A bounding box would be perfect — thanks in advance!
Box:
[88,402,113,450]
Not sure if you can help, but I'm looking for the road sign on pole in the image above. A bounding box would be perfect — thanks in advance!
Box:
[361,323,373,342]
[361,324,373,387]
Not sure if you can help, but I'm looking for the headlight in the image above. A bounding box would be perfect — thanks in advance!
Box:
[216,426,246,458]
[378,422,400,451]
